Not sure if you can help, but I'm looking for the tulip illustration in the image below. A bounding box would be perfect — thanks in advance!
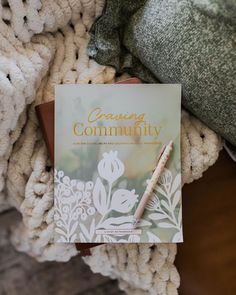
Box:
[110,189,138,213]
[98,150,124,184]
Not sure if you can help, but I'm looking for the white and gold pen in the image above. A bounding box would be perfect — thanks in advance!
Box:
[132,140,173,228]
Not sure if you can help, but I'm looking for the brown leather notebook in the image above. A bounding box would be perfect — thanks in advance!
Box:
[35,78,142,256]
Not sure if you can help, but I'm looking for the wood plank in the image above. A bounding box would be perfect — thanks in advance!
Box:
[176,150,236,295]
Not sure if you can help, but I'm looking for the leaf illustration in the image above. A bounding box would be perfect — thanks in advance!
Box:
[79,233,86,242]
[148,213,166,221]
[161,200,170,211]
[89,218,96,239]
[128,235,141,243]
[58,236,67,242]
[172,231,183,242]
[158,222,175,228]
[172,190,181,210]
[95,235,102,243]
[178,206,182,227]
[110,189,138,213]
[171,174,181,195]
[93,178,107,215]
[139,219,152,227]
[103,235,116,242]
[55,227,66,236]
[147,231,161,242]
[70,233,77,242]
[69,221,78,236]
[159,168,172,187]
[98,216,133,229]
[80,223,91,241]
[98,216,151,229]
[155,185,168,197]
[146,194,159,211]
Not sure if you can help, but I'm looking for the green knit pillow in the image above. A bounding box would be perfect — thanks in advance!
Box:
[88,0,236,146]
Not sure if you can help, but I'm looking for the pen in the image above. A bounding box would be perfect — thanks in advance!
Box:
[132,140,173,228]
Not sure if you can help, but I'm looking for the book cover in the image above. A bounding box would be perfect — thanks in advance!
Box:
[54,84,182,243]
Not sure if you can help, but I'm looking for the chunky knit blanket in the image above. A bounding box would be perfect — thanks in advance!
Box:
[0,1,222,294]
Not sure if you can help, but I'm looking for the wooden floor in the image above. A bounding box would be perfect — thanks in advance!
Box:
[0,210,124,295]
[177,150,236,295]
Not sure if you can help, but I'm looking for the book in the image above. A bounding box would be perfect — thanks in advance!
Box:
[35,78,142,255]
[54,83,182,244]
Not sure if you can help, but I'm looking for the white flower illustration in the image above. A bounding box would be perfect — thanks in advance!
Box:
[55,151,140,243]
[54,170,96,242]
[146,193,160,211]
[54,152,182,243]
[110,189,138,213]
[98,150,124,183]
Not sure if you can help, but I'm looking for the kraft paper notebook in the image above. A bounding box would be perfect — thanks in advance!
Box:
[54,83,182,244]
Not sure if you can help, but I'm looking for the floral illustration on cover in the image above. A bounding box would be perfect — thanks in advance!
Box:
[54,150,182,243]
[146,168,182,242]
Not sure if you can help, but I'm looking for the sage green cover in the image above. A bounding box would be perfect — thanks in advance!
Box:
[54,84,182,243]
[88,0,236,146]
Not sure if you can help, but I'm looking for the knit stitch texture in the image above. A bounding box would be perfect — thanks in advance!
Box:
[88,0,236,146]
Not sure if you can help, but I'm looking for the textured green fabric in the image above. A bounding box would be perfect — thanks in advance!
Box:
[88,0,236,146]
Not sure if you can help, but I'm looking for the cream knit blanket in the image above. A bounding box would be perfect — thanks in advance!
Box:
[0,1,222,294]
